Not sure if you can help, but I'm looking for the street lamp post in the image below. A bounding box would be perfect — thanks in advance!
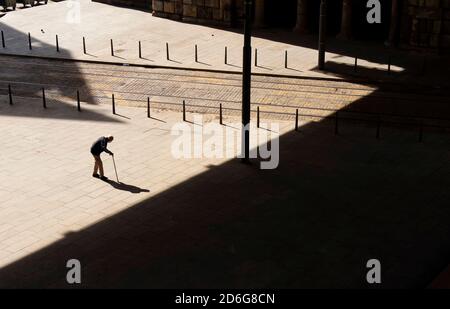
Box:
[318,0,327,70]
[242,0,253,163]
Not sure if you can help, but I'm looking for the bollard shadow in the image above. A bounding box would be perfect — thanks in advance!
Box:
[168,59,182,64]
[149,116,166,123]
[114,113,131,120]
[105,179,150,194]
[196,61,211,67]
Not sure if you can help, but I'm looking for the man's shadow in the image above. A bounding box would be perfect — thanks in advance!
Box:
[105,179,150,194]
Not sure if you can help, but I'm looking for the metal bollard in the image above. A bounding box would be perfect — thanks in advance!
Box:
[295,109,299,131]
[112,94,116,114]
[354,56,357,72]
[139,41,142,59]
[1,30,5,49]
[219,103,223,125]
[195,44,198,63]
[182,100,186,122]
[28,32,32,50]
[77,90,81,111]
[166,42,170,61]
[8,84,12,105]
[42,88,46,109]
[56,35,59,53]
[83,37,86,54]
[257,106,260,128]
[285,50,288,69]
[110,39,114,57]
[255,48,258,67]
[225,46,228,65]
[147,97,150,118]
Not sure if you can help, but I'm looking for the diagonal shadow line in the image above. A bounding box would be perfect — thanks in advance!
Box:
[149,116,166,123]
[114,113,131,120]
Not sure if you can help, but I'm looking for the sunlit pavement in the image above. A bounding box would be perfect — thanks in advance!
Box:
[2,0,446,83]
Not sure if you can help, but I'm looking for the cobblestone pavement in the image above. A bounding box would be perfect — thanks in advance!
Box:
[0,56,450,288]
[1,55,449,128]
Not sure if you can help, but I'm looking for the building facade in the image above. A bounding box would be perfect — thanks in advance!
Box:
[94,0,450,53]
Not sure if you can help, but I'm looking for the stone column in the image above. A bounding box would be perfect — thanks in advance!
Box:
[337,0,352,40]
[386,0,399,46]
[293,0,308,33]
[254,0,265,28]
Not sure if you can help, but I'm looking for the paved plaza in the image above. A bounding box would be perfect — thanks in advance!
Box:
[0,54,449,287]
[0,1,450,288]
[1,0,449,85]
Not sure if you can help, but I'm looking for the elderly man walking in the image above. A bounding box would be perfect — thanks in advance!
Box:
[90,136,114,181]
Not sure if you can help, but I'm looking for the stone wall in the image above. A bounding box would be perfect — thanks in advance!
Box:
[401,0,450,52]
[94,0,152,10]
[152,0,244,26]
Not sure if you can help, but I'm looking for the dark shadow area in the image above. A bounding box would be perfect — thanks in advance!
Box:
[0,6,450,289]
[105,179,150,194]
[0,70,449,288]
[0,23,112,122]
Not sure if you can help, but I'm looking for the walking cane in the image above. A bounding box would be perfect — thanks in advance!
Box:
[112,155,119,183]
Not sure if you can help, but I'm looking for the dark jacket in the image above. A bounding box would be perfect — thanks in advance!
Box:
[90,137,112,156]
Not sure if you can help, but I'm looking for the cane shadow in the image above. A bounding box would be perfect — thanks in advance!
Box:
[105,179,150,194]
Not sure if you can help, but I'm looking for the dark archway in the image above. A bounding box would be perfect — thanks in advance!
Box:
[264,0,297,29]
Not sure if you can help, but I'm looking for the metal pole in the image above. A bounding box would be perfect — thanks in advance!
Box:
[112,94,116,114]
[1,31,5,48]
[285,50,288,69]
[56,35,59,52]
[83,37,86,54]
[77,90,81,111]
[42,88,46,109]
[147,97,150,118]
[139,41,142,59]
[183,100,186,121]
[8,84,12,105]
[242,0,253,163]
[225,46,228,64]
[318,0,327,70]
[110,39,114,57]
[254,48,258,67]
[257,106,260,128]
[166,42,170,60]
[295,109,299,131]
[354,56,358,72]
[220,103,223,125]
[28,32,32,50]
[195,44,198,62]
